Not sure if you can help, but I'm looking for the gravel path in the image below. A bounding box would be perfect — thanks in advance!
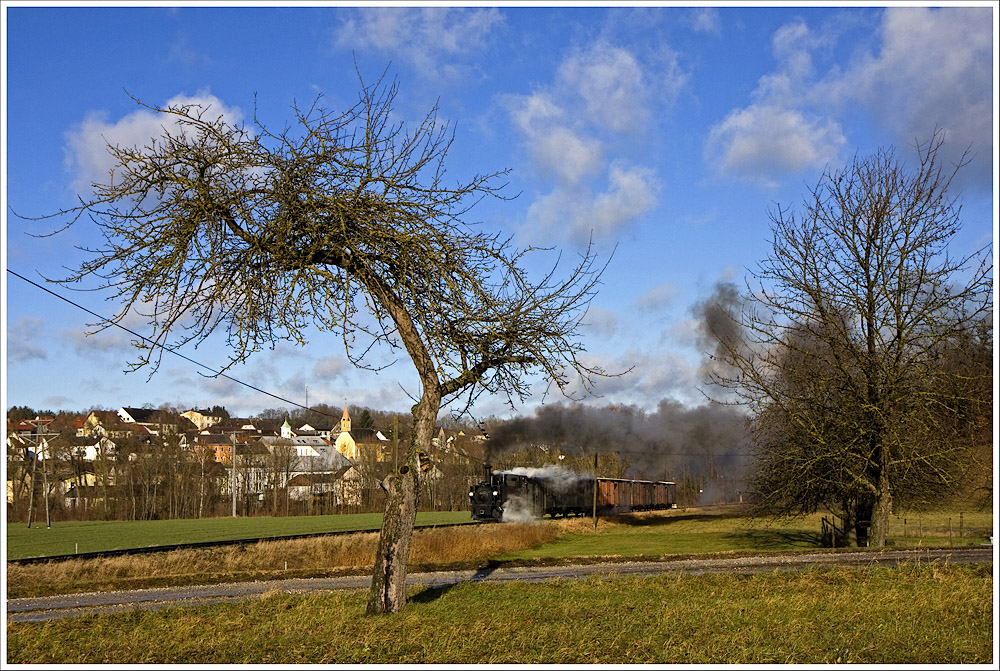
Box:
[7,547,993,623]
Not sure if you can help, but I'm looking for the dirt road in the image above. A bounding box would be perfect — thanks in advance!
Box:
[7,547,993,623]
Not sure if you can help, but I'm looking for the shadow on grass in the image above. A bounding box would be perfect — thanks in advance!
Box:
[409,561,509,604]
[611,511,747,527]
[723,529,821,549]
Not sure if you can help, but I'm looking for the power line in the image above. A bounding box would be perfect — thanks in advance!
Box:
[7,269,751,457]
[7,268,339,421]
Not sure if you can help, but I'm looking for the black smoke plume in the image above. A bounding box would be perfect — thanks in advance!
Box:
[486,400,749,485]
[485,279,753,501]
[692,280,745,389]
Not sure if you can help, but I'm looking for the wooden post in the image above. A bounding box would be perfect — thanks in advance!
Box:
[592,453,598,530]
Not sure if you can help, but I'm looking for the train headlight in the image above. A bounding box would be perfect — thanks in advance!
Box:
[468,491,474,497]
[492,490,499,497]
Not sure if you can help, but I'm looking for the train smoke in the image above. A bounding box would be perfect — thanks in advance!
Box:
[485,278,753,500]
[496,465,588,523]
[692,280,745,390]
[504,464,586,494]
[487,399,749,484]
[498,495,537,524]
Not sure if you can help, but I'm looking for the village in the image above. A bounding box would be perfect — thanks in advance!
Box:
[5,404,492,522]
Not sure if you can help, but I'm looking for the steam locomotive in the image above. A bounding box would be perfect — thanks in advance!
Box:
[469,464,676,522]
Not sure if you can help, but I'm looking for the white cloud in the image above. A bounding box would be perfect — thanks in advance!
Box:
[334,7,504,79]
[690,8,722,36]
[313,356,349,380]
[64,92,244,194]
[535,126,604,186]
[636,283,680,314]
[706,17,845,184]
[590,163,659,232]
[561,348,703,410]
[508,40,673,242]
[8,317,48,362]
[831,7,994,188]
[707,7,993,189]
[524,162,659,243]
[706,105,846,186]
[580,306,619,340]
[557,42,650,133]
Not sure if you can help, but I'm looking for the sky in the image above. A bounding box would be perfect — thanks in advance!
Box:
[3,2,996,425]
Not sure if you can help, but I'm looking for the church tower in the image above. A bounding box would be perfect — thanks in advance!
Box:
[340,404,351,433]
[334,403,358,460]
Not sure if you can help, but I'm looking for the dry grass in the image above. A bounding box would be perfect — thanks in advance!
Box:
[6,521,563,598]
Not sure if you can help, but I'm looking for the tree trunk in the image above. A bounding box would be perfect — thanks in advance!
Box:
[869,468,892,548]
[851,497,872,548]
[366,394,437,615]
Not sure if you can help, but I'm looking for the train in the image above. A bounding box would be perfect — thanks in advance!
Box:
[469,463,676,522]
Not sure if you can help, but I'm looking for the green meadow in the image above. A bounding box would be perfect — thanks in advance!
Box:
[6,510,473,560]
[7,564,992,664]
[5,505,993,664]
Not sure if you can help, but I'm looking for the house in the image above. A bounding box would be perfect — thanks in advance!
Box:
[66,435,119,462]
[82,410,149,440]
[6,416,58,444]
[285,468,363,507]
[181,408,224,431]
[201,417,272,436]
[196,433,256,464]
[117,407,184,435]
[255,435,349,470]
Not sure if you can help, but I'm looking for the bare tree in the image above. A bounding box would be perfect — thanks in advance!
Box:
[266,439,300,516]
[29,72,610,612]
[707,133,992,547]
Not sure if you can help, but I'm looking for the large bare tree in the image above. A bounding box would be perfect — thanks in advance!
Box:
[706,133,992,547]
[28,74,610,613]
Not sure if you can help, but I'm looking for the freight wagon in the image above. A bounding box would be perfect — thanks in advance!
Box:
[469,464,676,522]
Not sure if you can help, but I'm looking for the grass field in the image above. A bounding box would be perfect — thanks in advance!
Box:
[5,505,994,664]
[6,505,993,600]
[5,510,474,560]
[6,563,993,664]
[8,504,991,561]
[500,506,994,561]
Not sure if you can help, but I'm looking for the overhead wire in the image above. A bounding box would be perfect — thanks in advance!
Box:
[6,268,340,421]
[7,268,747,461]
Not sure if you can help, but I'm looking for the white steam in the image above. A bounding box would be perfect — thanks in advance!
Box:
[499,494,538,524]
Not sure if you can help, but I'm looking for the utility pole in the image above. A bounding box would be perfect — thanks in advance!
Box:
[592,452,599,530]
[231,433,237,518]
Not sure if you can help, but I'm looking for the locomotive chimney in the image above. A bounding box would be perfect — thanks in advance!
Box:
[484,462,492,483]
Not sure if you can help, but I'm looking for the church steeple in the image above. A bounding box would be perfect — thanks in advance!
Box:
[340,404,351,433]
[334,403,358,460]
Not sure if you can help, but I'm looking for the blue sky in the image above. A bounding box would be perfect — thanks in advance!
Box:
[3,3,996,423]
